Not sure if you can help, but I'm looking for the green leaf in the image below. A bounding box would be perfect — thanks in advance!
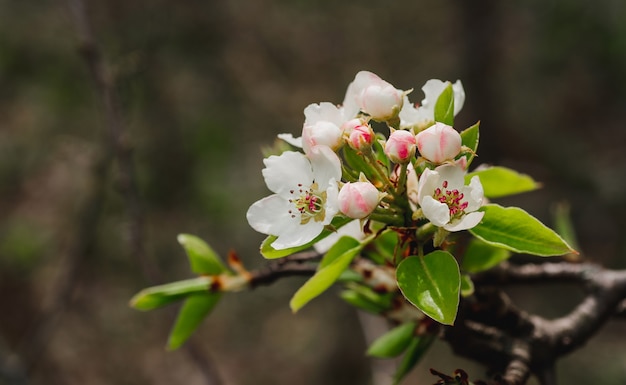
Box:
[367,322,416,358]
[340,290,386,313]
[130,277,212,311]
[167,293,221,350]
[260,216,352,259]
[393,335,435,385]
[290,237,363,312]
[434,83,454,125]
[461,238,511,273]
[465,166,540,199]
[396,251,461,325]
[459,122,479,166]
[470,204,577,257]
[318,236,361,269]
[460,274,475,297]
[340,282,393,312]
[177,234,227,275]
[552,202,581,259]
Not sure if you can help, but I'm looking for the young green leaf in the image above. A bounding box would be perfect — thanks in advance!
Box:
[434,83,454,126]
[289,237,363,312]
[393,335,436,385]
[130,277,212,311]
[340,290,386,314]
[459,122,479,166]
[260,216,352,259]
[465,166,540,199]
[167,293,221,350]
[460,274,475,297]
[461,238,511,273]
[367,322,416,358]
[470,204,577,257]
[177,234,227,275]
[396,251,461,325]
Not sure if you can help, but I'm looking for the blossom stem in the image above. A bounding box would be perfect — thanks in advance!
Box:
[416,222,436,242]
[370,210,404,227]
[364,152,393,192]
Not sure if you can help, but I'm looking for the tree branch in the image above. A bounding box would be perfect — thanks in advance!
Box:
[444,262,626,385]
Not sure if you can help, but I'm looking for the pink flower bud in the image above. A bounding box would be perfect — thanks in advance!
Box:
[416,122,462,163]
[384,129,416,163]
[338,181,380,219]
[343,119,375,151]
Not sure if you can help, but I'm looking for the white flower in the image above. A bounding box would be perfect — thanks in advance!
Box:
[344,71,404,121]
[417,164,484,232]
[246,146,342,249]
[400,79,465,129]
[278,102,351,154]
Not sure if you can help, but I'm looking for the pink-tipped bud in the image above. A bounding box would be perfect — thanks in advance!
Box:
[343,119,375,151]
[338,181,380,219]
[384,129,416,163]
[416,122,462,163]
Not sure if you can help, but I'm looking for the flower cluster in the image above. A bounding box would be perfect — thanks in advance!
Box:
[247,70,483,250]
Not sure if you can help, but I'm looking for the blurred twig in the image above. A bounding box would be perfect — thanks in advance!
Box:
[64,1,225,384]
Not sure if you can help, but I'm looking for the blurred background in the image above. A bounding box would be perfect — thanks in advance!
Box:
[1,0,625,384]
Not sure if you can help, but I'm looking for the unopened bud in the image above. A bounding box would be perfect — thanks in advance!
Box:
[344,119,375,151]
[338,181,381,219]
[384,129,416,163]
[416,122,462,163]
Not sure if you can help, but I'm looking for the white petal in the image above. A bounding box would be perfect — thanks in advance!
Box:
[309,145,342,186]
[417,168,440,204]
[314,219,364,253]
[464,176,484,211]
[246,195,299,236]
[262,151,313,195]
[433,164,465,191]
[323,178,340,224]
[277,133,303,148]
[420,195,451,227]
[444,211,484,232]
[452,80,465,116]
[271,221,325,249]
[399,95,432,128]
[421,79,447,109]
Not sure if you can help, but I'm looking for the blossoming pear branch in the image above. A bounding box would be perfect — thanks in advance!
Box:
[131,71,585,384]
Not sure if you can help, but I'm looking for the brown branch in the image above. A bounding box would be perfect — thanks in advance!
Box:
[444,262,626,385]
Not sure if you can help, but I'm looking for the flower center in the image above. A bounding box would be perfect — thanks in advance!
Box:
[433,180,468,220]
[288,182,326,225]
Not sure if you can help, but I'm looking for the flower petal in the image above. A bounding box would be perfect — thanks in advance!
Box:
[433,164,465,191]
[309,145,342,186]
[277,133,303,148]
[444,211,484,232]
[246,194,300,236]
[420,195,451,227]
[464,176,484,211]
[271,221,325,249]
[262,151,313,195]
[417,167,440,203]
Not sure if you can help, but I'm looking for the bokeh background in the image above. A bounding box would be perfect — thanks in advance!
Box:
[1,1,625,384]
